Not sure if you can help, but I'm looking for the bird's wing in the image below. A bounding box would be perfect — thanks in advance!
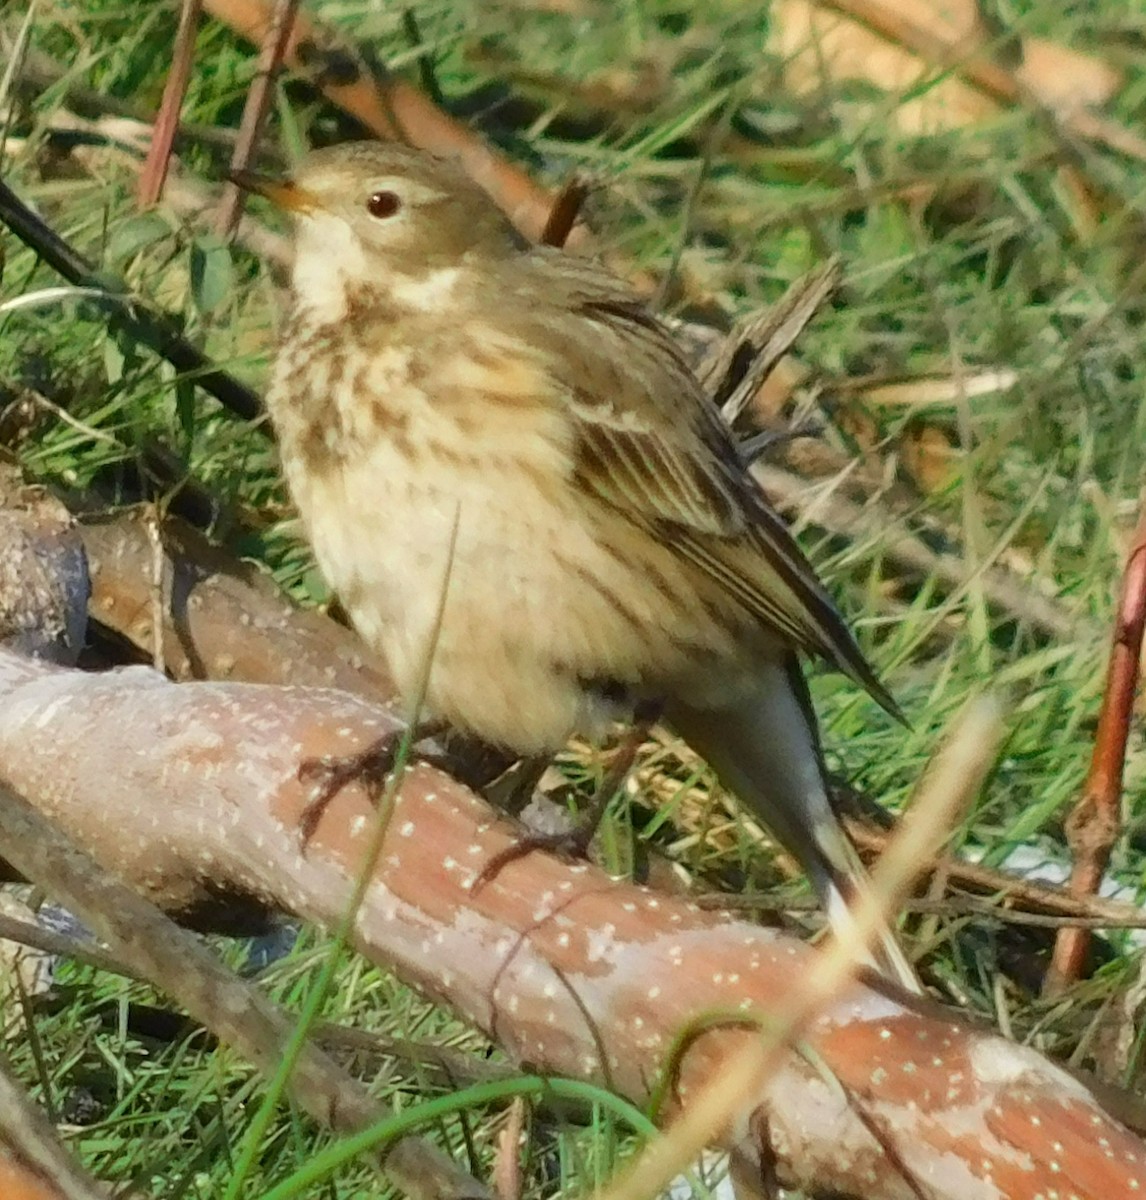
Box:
[526,254,900,717]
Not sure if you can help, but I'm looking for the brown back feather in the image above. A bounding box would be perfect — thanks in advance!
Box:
[507,249,903,720]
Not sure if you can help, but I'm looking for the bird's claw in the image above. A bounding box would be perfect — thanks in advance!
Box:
[297,734,402,846]
[473,825,596,891]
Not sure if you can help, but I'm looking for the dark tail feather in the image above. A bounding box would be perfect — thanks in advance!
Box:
[667,654,920,993]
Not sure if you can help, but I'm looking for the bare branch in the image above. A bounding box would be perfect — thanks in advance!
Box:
[0,743,487,1200]
[216,0,300,237]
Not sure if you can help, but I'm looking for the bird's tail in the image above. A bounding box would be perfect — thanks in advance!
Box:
[819,829,920,993]
[666,654,920,994]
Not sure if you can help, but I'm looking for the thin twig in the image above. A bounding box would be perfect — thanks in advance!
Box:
[216,0,299,237]
[701,891,1146,930]
[16,386,122,448]
[538,173,593,249]
[1047,505,1146,993]
[137,0,204,208]
[845,818,1146,925]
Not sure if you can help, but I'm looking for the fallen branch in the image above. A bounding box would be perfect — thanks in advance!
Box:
[603,697,1002,1200]
[62,490,1120,940]
[0,773,489,1200]
[0,649,1143,1197]
[78,505,393,697]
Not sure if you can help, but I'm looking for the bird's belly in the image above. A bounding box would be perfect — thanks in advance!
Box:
[285,439,745,753]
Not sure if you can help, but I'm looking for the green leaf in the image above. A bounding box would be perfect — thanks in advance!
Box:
[189,235,234,315]
[105,211,173,265]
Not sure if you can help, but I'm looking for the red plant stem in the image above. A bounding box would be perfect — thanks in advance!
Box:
[137,0,204,208]
[1048,506,1146,992]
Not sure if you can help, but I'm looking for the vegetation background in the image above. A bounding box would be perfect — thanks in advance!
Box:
[3,0,1146,1195]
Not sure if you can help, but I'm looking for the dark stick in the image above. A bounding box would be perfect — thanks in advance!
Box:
[0,178,262,423]
[539,173,593,249]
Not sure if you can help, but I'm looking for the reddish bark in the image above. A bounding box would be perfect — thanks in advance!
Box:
[0,1156,70,1200]
[1,649,1143,1198]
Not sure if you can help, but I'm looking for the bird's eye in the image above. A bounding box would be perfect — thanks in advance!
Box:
[366,190,402,219]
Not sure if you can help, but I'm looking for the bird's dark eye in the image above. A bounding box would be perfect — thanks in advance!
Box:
[366,190,402,219]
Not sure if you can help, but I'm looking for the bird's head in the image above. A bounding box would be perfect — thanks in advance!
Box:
[232,142,527,318]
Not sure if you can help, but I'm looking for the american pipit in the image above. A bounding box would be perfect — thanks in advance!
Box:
[237,143,915,988]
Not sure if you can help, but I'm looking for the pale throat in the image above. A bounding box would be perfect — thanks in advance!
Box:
[290,211,463,324]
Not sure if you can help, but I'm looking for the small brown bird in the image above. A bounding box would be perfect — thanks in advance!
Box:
[240,142,915,987]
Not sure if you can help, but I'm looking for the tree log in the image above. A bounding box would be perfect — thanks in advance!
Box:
[0,649,1142,1198]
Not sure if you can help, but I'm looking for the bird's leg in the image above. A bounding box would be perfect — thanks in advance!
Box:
[474,702,661,889]
[297,715,450,846]
[483,753,553,817]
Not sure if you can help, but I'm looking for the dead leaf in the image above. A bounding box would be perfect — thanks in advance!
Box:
[840,369,1018,407]
[770,0,1121,134]
[899,420,960,494]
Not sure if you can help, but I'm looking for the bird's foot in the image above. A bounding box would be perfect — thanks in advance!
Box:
[472,820,599,890]
[297,717,448,847]
[474,703,661,888]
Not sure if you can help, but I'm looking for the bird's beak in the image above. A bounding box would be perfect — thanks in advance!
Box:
[226,169,319,214]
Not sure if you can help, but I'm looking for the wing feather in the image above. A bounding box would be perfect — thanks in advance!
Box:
[514,251,902,719]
